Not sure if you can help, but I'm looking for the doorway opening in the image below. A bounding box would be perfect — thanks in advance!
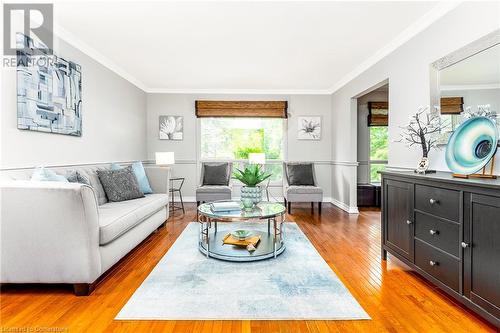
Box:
[355,82,389,208]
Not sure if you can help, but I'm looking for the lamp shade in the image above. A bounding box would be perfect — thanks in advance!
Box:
[248,153,266,165]
[155,152,175,165]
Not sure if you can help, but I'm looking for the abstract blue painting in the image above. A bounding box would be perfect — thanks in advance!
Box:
[17,34,82,136]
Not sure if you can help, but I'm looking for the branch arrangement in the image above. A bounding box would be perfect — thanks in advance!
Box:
[397,106,445,158]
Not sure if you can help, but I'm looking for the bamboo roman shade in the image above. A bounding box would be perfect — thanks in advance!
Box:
[440,97,464,114]
[368,102,388,126]
[195,100,288,118]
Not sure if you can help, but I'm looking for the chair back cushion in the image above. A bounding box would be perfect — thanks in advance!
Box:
[202,163,230,186]
[286,163,315,186]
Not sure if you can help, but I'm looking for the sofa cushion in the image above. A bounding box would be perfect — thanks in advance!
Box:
[287,186,323,195]
[196,185,232,194]
[286,164,315,186]
[97,166,144,202]
[98,194,168,245]
[82,169,109,205]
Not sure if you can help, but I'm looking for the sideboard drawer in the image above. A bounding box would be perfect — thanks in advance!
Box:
[415,239,459,292]
[415,211,460,257]
[415,184,460,221]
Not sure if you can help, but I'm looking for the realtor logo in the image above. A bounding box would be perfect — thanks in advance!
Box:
[3,3,53,55]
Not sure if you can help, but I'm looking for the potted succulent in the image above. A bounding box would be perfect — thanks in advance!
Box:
[233,164,272,209]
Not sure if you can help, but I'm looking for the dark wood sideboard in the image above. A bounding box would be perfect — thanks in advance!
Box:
[381,170,500,327]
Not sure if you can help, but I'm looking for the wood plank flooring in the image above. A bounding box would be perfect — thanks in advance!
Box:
[0,203,496,332]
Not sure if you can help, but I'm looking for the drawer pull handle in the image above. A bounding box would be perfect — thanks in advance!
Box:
[429,260,438,266]
[429,229,439,235]
[429,198,439,205]
[406,220,412,225]
[461,242,470,248]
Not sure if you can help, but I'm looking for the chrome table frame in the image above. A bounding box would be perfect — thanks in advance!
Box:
[197,202,286,262]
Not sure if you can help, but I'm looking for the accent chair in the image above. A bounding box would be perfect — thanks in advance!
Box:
[283,162,323,214]
[196,162,233,205]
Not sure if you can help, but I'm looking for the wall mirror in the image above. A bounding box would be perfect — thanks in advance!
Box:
[430,29,500,144]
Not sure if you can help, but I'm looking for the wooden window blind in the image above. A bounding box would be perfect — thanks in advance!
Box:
[368,102,388,126]
[440,97,464,114]
[195,101,288,118]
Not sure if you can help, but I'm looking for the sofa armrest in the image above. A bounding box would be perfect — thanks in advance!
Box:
[0,181,101,283]
[144,166,170,194]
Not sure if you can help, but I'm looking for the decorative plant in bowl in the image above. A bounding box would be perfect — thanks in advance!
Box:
[233,164,272,208]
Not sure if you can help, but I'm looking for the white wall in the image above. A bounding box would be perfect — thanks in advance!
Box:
[146,93,332,201]
[356,89,388,184]
[1,36,147,169]
[331,2,500,210]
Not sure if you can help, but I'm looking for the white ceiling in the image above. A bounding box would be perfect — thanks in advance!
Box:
[51,1,454,93]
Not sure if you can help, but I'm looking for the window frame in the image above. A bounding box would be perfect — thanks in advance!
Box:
[196,117,288,187]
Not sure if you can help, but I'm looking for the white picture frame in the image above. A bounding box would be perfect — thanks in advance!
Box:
[159,115,183,140]
[297,116,321,140]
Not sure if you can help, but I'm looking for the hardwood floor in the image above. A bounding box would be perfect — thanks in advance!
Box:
[0,203,496,332]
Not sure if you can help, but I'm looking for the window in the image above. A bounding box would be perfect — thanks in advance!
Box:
[200,118,284,181]
[369,126,388,182]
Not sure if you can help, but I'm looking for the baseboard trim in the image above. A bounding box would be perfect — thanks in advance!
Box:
[330,198,359,214]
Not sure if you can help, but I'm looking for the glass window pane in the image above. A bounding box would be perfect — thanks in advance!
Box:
[370,164,386,183]
[200,118,283,160]
[265,164,283,182]
[369,126,388,161]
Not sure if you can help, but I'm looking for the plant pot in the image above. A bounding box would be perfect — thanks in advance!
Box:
[240,186,262,205]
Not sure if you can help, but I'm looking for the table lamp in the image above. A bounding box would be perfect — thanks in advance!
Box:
[248,153,265,165]
[155,152,175,166]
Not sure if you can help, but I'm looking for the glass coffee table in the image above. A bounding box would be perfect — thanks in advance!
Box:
[197,201,286,262]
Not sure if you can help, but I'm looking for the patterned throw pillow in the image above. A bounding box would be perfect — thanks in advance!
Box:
[110,161,153,194]
[97,166,145,202]
[66,170,91,186]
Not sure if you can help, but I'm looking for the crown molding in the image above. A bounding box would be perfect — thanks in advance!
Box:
[52,23,149,92]
[328,1,462,94]
[145,88,332,95]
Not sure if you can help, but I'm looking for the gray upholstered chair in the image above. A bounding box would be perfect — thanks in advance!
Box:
[283,162,323,214]
[196,162,233,205]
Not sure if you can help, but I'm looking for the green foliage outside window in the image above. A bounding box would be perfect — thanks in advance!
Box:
[370,126,388,182]
[201,118,284,181]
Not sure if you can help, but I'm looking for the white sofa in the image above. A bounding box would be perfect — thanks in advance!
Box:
[0,163,170,295]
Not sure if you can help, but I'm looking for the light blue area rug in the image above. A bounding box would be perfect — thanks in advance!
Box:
[116,222,370,320]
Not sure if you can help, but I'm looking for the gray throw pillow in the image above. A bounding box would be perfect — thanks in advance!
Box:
[66,170,91,186]
[97,166,144,202]
[203,163,229,186]
[287,164,315,186]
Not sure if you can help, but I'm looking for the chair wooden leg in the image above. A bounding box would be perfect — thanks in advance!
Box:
[318,202,322,215]
[311,202,314,213]
[284,198,287,206]
[288,202,291,214]
[73,283,94,296]
[197,201,200,207]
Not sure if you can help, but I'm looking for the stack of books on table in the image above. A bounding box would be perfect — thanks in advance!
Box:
[210,201,241,213]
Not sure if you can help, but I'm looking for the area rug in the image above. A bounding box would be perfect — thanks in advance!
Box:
[116,222,370,320]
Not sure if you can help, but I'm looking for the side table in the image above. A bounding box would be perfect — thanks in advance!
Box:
[169,177,185,214]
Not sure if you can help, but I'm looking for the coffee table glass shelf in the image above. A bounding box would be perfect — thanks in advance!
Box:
[197,201,286,262]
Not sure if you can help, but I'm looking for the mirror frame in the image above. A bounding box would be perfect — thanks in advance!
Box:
[429,29,500,144]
